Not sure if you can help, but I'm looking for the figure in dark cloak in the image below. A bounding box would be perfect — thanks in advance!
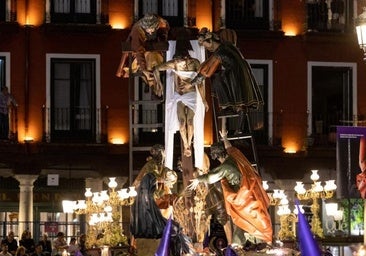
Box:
[190,28,264,133]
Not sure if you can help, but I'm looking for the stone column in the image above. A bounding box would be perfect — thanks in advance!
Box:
[14,175,38,239]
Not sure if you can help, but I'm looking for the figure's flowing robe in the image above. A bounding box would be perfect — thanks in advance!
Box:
[165,40,206,170]
[131,172,167,238]
[198,146,273,243]
[222,147,272,243]
[198,42,263,110]
[131,170,197,255]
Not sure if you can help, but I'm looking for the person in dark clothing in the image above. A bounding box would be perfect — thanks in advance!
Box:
[2,231,18,255]
[77,234,86,256]
[0,243,13,256]
[0,86,17,141]
[19,231,35,254]
[31,244,44,256]
[38,234,51,256]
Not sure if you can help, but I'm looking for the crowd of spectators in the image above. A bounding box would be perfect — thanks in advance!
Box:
[0,231,86,256]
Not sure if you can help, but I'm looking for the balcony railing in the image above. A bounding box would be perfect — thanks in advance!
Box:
[0,103,350,148]
[41,106,108,143]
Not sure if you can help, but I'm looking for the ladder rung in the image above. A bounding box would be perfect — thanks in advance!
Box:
[131,123,163,128]
[226,134,253,140]
[131,146,152,151]
[217,114,240,118]
[130,100,163,105]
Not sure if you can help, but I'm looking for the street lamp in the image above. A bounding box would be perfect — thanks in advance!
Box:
[294,170,337,238]
[355,7,366,60]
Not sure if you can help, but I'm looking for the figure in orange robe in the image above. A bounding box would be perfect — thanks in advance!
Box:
[188,132,272,248]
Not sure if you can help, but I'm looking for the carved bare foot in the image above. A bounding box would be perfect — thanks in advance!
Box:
[184,148,192,157]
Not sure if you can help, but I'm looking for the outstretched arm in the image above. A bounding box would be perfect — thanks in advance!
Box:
[219,130,232,149]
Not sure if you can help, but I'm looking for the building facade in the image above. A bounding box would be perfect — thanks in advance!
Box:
[0,0,365,250]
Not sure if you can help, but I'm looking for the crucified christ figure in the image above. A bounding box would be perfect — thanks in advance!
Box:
[153,46,208,158]
[154,46,208,157]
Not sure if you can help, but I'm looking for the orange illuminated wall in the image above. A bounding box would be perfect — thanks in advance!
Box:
[15,0,42,26]
[281,0,305,36]
[109,0,133,29]
[196,0,212,30]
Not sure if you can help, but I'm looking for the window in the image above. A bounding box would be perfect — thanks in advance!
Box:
[0,53,10,90]
[249,63,269,145]
[50,0,97,24]
[0,0,5,22]
[306,0,353,32]
[0,57,5,88]
[138,0,184,27]
[46,54,101,143]
[307,62,356,146]
[225,0,270,29]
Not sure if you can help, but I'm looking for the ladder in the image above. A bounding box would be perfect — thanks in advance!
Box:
[120,42,168,184]
[212,101,260,175]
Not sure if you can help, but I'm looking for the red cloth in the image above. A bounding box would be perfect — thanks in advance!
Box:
[357,137,366,198]
[221,147,273,243]
[356,171,366,199]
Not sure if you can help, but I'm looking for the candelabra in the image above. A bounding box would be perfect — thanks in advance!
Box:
[67,177,137,248]
[294,170,337,238]
[262,181,286,206]
[262,181,297,241]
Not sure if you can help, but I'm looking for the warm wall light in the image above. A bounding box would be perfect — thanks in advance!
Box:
[111,24,125,29]
[111,138,124,145]
[24,136,34,143]
[283,140,300,153]
[284,147,297,154]
[283,26,298,36]
[282,23,300,36]
[110,19,127,29]
[196,15,212,31]
[283,143,297,153]
[109,14,128,29]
